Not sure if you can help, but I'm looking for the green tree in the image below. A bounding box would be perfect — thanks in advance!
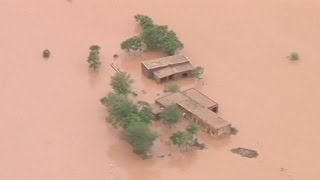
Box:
[110,72,134,96]
[123,122,158,157]
[122,15,184,55]
[87,45,101,70]
[161,105,182,126]
[162,31,184,55]
[170,123,199,150]
[138,106,154,124]
[141,25,168,50]
[121,36,144,52]
[186,123,199,135]
[170,131,193,150]
[134,14,154,29]
[101,92,138,127]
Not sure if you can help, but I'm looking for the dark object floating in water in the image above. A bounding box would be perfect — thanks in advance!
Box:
[43,49,50,59]
[230,127,238,135]
[231,147,258,158]
[193,138,207,150]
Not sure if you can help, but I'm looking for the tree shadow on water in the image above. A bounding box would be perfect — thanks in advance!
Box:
[88,69,101,88]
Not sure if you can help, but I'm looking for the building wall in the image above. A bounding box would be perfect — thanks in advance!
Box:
[216,124,231,136]
[154,70,193,83]
[208,106,218,112]
[141,64,153,78]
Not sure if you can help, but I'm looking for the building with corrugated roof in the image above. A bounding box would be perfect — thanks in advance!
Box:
[141,55,194,83]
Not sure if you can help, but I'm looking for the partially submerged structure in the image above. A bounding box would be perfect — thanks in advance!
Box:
[141,55,194,83]
[153,88,231,137]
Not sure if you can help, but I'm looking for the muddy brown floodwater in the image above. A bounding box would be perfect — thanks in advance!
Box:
[1,0,320,180]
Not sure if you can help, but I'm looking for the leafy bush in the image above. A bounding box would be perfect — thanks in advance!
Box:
[110,72,134,96]
[170,123,199,150]
[123,122,157,157]
[192,66,204,79]
[161,105,183,126]
[121,36,144,52]
[165,84,180,93]
[290,52,300,60]
[87,45,101,70]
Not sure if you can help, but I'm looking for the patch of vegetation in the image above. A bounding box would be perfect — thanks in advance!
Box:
[170,123,199,150]
[87,45,101,70]
[43,49,50,59]
[123,122,158,158]
[165,84,180,93]
[161,105,183,126]
[289,52,300,61]
[101,92,138,127]
[101,92,154,128]
[121,15,184,55]
[192,66,204,80]
[110,72,134,96]
[120,36,144,52]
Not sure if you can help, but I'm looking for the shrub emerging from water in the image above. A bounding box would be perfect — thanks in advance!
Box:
[123,122,158,157]
[289,52,300,61]
[170,123,199,150]
[161,105,183,126]
[192,66,204,80]
[110,72,134,96]
[165,84,180,93]
[87,45,101,70]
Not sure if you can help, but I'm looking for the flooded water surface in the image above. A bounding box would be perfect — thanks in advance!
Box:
[1,0,320,180]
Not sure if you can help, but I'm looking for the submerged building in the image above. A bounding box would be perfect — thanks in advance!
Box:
[141,55,194,83]
[153,88,231,137]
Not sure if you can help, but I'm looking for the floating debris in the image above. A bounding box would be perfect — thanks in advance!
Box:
[43,49,50,59]
[231,147,258,158]
[230,127,239,135]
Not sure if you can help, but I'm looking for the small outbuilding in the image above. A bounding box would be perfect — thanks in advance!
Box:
[141,55,194,83]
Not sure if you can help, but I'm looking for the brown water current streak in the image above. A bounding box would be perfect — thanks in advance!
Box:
[0,0,320,180]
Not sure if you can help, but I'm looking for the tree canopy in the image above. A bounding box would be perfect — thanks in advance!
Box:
[87,45,101,70]
[123,122,158,157]
[101,92,138,127]
[161,105,183,126]
[170,123,199,150]
[110,72,134,96]
[122,15,184,55]
[120,36,144,52]
[134,14,154,29]
[101,92,154,128]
